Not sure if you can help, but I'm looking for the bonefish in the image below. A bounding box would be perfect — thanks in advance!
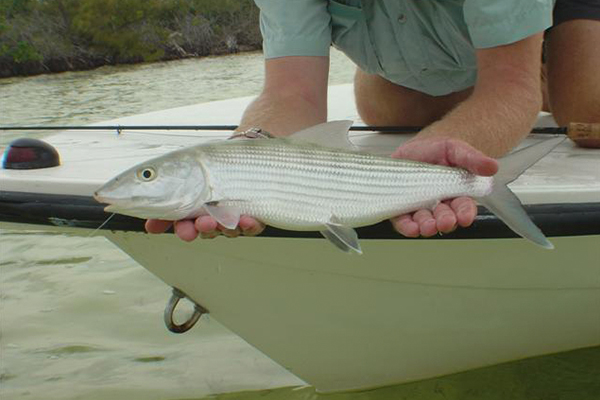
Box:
[94,120,563,253]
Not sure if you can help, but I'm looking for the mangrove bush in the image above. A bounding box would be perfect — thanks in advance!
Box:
[0,0,261,77]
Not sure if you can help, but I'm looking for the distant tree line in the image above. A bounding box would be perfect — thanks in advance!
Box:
[0,0,262,78]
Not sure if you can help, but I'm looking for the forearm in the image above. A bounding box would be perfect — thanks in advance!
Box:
[237,56,330,137]
[237,90,327,137]
[417,78,542,158]
[417,34,544,158]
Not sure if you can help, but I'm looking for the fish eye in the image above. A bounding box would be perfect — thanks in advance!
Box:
[137,167,157,182]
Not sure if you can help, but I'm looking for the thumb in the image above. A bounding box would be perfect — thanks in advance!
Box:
[446,140,498,176]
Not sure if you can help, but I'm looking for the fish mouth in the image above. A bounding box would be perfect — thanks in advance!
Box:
[101,201,168,219]
[94,192,192,220]
[93,191,109,204]
[93,191,127,206]
[103,203,124,213]
[93,191,142,214]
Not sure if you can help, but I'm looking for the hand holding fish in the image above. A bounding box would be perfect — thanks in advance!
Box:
[145,214,264,241]
[390,137,498,237]
[97,120,562,253]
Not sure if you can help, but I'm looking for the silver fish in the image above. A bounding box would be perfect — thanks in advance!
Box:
[94,121,563,253]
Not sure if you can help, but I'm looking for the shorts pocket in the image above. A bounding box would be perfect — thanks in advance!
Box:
[328,0,383,74]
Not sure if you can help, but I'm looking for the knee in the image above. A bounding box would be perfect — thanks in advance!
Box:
[353,69,426,126]
[545,20,600,125]
[551,99,600,126]
[353,68,472,126]
[355,93,386,126]
[354,70,392,125]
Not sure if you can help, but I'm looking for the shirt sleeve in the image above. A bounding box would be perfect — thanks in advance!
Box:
[254,0,332,58]
[463,0,553,48]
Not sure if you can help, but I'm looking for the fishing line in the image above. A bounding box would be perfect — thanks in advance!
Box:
[88,212,117,238]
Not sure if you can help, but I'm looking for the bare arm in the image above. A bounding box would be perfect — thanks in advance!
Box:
[414,33,544,157]
[392,33,544,237]
[237,56,329,136]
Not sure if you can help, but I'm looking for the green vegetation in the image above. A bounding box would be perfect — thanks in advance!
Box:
[0,0,261,77]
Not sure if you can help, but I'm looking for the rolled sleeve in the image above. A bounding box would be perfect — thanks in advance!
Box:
[464,0,553,48]
[255,0,332,58]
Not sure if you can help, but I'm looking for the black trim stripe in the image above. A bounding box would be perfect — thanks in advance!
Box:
[0,190,598,239]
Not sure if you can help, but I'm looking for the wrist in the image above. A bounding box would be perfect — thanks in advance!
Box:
[229,127,274,140]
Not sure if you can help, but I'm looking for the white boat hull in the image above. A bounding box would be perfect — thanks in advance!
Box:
[103,231,599,392]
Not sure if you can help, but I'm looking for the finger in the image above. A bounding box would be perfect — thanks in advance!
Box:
[174,220,199,242]
[450,197,478,227]
[195,216,221,239]
[200,231,220,239]
[391,140,446,164]
[195,215,265,238]
[238,215,265,236]
[446,140,498,176]
[195,215,218,233]
[412,209,438,237]
[218,226,241,238]
[391,214,420,238]
[145,219,172,234]
[433,202,457,233]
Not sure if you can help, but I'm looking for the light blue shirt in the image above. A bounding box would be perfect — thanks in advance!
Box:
[255,0,553,96]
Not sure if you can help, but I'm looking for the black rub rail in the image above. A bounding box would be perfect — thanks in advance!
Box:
[1,191,598,240]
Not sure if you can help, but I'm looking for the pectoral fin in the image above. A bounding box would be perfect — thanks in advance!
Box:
[203,203,241,229]
[320,220,362,254]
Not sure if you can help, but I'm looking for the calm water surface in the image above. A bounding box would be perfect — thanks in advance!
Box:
[1,51,599,400]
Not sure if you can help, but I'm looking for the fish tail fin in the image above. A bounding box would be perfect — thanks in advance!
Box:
[475,137,565,249]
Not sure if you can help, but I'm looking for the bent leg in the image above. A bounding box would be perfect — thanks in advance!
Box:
[546,19,600,125]
[354,68,472,126]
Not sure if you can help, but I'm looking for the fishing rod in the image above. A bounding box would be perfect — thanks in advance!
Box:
[1,122,598,146]
[0,124,569,134]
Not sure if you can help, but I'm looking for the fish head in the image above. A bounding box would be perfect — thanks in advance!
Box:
[94,151,208,220]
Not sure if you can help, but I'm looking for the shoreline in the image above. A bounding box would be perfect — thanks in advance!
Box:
[0,45,262,80]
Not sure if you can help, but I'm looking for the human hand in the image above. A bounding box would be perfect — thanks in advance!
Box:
[145,215,265,242]
[390,137,499,237]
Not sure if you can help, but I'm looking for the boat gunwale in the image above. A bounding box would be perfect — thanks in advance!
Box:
[1,190,599,239]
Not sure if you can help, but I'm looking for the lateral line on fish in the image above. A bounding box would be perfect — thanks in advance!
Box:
[206,149,457,172]
[217,179,473,199]
[216,165,467,183]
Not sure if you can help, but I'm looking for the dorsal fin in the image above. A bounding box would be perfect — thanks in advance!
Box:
[287,120,355,150]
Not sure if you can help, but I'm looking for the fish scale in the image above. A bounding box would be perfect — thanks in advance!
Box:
[198,140,492,229]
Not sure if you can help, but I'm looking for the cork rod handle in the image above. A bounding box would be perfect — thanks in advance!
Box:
[567,122,600,148]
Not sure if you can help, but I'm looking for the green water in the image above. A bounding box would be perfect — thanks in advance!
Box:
[1,51,599,400]
[212,347,600,400]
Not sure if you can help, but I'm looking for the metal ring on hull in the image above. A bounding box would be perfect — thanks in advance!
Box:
[164,287,208,334]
